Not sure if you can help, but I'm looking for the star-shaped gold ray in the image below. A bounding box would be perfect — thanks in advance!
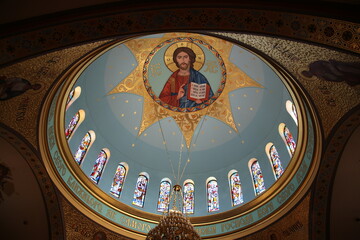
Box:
[107,33,262,148]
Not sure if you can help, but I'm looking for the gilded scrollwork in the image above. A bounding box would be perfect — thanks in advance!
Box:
[108,33,262,147]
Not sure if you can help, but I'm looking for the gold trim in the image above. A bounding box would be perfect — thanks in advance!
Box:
[107,32,260,149]
[38,38,157,239]
[38,32,322,239]
[192,59,311,225]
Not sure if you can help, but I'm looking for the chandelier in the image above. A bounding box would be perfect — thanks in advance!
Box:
[146,184,201,240]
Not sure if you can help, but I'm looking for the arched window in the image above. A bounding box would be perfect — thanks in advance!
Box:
[66,86,81,110]
[89,148,110,184]
[183,180,195,214]
[228,170,243,206]
[279,123,296,156]
[110,162,128,198]
[157,178,172,213]
[65,109,85,140]
[286,100,298,126]
[207,177,219,212]
[132,172,149,208]
[249,159,266,196]
[73,131,96,165]
[265,143,284,179]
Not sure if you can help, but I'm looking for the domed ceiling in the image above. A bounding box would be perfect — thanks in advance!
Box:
[40,31,321,239]
[64,32,297,215]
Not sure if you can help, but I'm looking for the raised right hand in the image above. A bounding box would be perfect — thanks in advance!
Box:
[177,84,185,100]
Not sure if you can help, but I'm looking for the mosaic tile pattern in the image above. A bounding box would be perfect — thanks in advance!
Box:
[0,6,359,66]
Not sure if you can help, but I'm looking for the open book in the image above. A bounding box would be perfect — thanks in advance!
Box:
[187,82,210,101]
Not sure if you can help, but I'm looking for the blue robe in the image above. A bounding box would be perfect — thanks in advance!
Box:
[179,68,214,108]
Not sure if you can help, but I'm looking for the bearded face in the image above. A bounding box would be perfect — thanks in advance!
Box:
[179,62,189,70]
[175,51,191,71]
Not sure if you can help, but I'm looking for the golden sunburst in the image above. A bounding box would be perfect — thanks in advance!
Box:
[107,32,262,148]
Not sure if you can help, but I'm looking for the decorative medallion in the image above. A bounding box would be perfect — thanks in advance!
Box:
[108,32,262,147]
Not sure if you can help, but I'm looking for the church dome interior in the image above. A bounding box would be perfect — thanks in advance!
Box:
[41,32,321,238]
[0,1,359,240]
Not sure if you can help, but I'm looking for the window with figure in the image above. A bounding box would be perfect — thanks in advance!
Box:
[73,130,96,165]
[183,180,195,214]
[228,170,243,206]
[65,109,85,140]
[132,172,149,208]
[265,143,284,180]
[157,178,172,213]
[207,177,219,212]
[249,159,266,196]
[279,123,297,157]
[89,148,110,184]
[110,162,128,198]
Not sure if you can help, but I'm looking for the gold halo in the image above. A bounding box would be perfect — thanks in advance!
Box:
[164,41,205,72]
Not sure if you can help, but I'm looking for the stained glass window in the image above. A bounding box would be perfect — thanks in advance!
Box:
[250,160,266,195]
[157,178,171,212]
[65,109,85,141]
[132,173,149,208]
[73,131,95,165]
[269,145,284,179]
[66,86,81,110]
[207,178,219,212]
[183,180,195,214]
[283,125,296,156]
[66,89,74,107]
[110,163,128,198]
[286,100,298,125]
[229,171,243,206]
[89,149,109,184]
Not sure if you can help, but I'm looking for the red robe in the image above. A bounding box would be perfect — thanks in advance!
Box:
[159,70,189,107]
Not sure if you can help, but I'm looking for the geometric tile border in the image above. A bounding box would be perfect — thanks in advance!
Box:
[1,4,359,66]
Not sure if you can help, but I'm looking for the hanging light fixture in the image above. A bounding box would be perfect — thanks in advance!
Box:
[146,184,201,240]
[147,101,207,240]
